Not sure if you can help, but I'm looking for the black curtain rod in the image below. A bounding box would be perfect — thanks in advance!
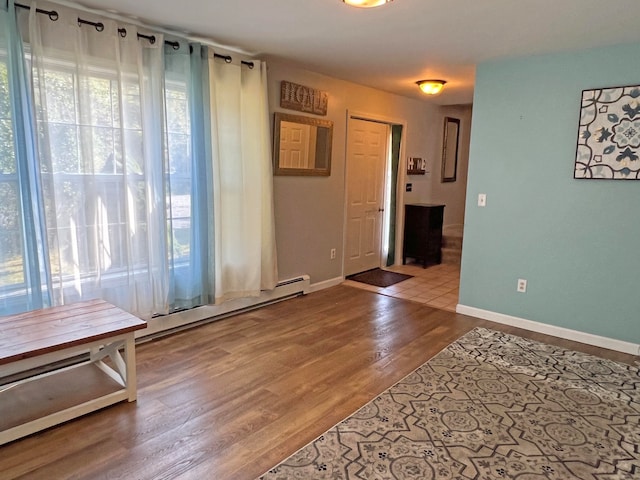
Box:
[14,3,255,64]
[14,5,177,49]
[15,2,58,21]
[78,18,182,49]
[213,53,254,69]
[214,53,232,63]
[119,29,179,50]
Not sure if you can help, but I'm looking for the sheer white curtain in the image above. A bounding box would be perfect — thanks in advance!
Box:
[208,55,278,303]
[25,2,169,316]
[3,2,277,318]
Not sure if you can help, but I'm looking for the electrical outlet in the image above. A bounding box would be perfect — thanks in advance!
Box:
[330,248,336,260]
[517,278,527,293]
[478,193,487,207]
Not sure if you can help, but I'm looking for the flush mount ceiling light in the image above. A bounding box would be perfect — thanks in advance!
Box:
[416,79,446,95]
[343,0,393,8]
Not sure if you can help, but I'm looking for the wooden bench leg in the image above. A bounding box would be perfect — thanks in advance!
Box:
[124,335,137,402]
[91,334,138,402]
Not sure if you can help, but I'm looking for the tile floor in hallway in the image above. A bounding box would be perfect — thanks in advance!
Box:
[342,263,461,312]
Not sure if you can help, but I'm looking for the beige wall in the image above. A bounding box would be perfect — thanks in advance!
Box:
[429,104,473,231]
[268,61,464,285]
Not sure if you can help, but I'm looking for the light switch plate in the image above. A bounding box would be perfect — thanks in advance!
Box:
[478,193,487,207]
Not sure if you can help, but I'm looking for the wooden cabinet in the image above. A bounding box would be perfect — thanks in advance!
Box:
[403,204,445,267]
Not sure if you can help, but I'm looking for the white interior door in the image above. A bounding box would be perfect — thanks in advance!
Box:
[344,118,389,276]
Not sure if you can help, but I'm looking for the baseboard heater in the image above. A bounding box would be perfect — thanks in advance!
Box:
[137,275,311,340]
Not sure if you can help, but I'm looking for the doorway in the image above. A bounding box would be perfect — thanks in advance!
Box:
[344,116,400,277]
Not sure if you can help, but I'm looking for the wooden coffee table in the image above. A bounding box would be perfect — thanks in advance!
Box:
[0,299,146,445]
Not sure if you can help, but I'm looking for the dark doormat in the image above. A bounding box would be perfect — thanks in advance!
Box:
[346,268,413,288]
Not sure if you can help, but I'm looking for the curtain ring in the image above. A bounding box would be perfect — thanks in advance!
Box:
[148,35,156,45]
[118,28,127,38]
[48,10,59,21]
[78,18,105,32]
[213,53,233,63]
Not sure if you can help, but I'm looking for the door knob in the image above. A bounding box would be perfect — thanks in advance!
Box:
[378,208,385,212]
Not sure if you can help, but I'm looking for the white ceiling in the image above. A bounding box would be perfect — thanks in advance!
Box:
[74,0,640,105]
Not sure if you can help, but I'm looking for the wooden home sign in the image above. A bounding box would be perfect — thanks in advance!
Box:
[280,80,328,116]
[407,157,427,175]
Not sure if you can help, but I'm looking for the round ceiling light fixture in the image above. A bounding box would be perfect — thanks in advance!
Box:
[343,0,393,8]
[416,79,447,95]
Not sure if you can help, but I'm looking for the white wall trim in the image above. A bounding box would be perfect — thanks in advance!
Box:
[139,276,311,339]
[456,304,640,356]
[309,276,344,293]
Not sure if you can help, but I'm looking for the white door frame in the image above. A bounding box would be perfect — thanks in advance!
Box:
[342,110,408,278]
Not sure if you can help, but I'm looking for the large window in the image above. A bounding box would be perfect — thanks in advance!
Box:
[1,3,276,318]
[164,74,193,264]
[0,56,24,293]
[35,61,149,280]
[0,33,203,315]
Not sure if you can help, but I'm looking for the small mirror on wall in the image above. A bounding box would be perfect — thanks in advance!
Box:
[273,112,333,176]
[441,117,460,183]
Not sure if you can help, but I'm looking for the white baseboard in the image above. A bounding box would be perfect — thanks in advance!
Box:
[139,275,310,339]
[309,276,344,293]
[456,304,640,356]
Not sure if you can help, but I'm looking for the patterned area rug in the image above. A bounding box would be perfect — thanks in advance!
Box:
[346,268,413,288]
[259,328,640,480]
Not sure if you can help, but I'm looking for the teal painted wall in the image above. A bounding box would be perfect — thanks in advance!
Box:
[460,42,640,344]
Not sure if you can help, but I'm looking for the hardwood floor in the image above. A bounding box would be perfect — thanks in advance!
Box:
[0,285,637,479]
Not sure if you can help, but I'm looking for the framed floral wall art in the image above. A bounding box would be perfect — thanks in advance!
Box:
[575,84,640,179]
